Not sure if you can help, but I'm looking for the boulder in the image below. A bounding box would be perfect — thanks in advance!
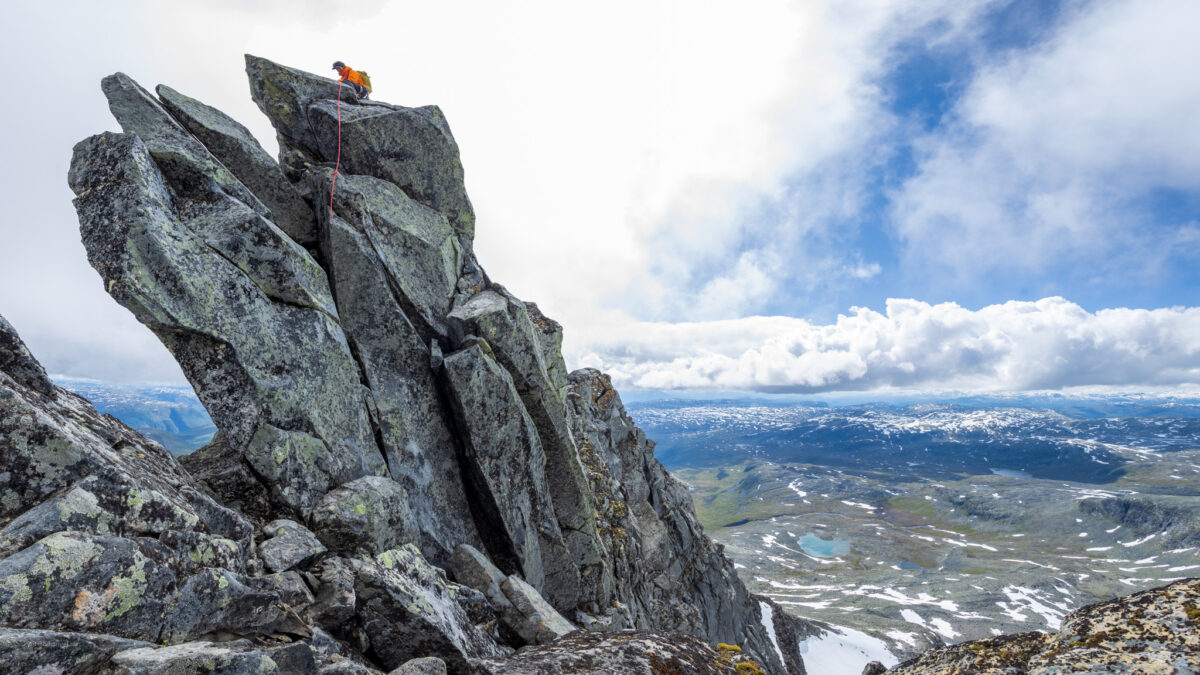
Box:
[468,630,757,674]
[307,102,475,242]
[447,544,510,612]
[326,172,461,339]
[260,519,327,572]
[0,627,151,674]
[158,84,318,246]
[179,434,273,523]
[888,577,1200,674]
[161,568,298,643]
[309,476,417,556]
[307,557,357,627]
[347,545,504,672]
[389,657,447,675]
[498,575,576,645]
[159,529,246,576]
[109,640,280,674]
[0,473,205,557]
[0,531,175,641]
[243,54,359,158]
[266,570,316,610]
[564,369,805,674]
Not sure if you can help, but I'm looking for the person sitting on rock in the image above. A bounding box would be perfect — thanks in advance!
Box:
[332,61,369,100]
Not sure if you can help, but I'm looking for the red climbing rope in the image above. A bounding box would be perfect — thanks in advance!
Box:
[329,79,344,220]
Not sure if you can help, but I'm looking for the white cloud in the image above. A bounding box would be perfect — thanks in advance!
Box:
[3,0,1195,394]
[893,0,1200,278]
[569,298,1200,392]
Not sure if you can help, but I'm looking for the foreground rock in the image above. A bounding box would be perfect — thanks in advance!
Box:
[468,630,766,674]
[887,577,1200,674]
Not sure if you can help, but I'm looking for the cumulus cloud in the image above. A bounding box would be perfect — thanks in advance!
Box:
[568,298,1200,392]
[893,0,1200,280]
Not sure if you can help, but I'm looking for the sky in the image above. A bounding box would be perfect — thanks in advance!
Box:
[1,0,1197,394]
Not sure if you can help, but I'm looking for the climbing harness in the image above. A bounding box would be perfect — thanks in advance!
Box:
[328,79,343,219]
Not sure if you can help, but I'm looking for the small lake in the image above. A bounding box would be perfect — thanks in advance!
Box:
[797,532,851,557]
[990,467,1032,478]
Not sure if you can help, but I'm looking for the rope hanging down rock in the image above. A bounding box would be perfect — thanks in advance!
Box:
[329,79,343,221]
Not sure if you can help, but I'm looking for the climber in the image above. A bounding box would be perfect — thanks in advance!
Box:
[331,61,371,100]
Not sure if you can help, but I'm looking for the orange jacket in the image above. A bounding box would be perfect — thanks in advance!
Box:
[336,66,365,87]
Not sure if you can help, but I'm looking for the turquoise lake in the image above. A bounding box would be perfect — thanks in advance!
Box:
[797,532,851,557]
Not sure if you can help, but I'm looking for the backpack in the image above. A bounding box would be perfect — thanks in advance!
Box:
[358,70,373,93]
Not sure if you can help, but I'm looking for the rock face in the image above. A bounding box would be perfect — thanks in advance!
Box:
[887,577,1200,674]
[52,55,820,673]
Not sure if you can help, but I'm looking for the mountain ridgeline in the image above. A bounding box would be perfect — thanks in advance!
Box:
[2,56,810,673]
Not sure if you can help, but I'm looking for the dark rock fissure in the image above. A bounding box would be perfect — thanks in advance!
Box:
[432,362,525,578]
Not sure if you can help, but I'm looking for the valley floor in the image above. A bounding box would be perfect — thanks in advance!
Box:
[675,448,1200,672]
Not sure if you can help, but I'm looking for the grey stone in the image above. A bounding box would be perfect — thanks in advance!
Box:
[468,630,742,674]
[243,55,360,159]
[0,531,176,641]
[309,476,417,556]
[326,172,461,338]
[266,570,316,610]
[57,58,822,675]
[109,640,279,674]
[318,661,384,675]
[179,435,272,524]
[70,129,386,518]
[447,544,510,612]
[861,661,887,675]
[159,529,245,576]
[388,656,448,675]
[261,519,327,572]
[348,545,504,672]
[0,313,53,396]
[307,557,356,626]
[262,641,318,674]
[442,344,579,611]
[499,575,577,645]
[0,473,205,557]
[0,627,152,674]
[101,72,269,219]
[162,568,297,643]
[307,102,475,242]
[888,577,1200,675]
[158,84,318,246]
[0,337,214,534]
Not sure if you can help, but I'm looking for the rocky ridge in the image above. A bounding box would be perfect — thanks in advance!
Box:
[881,577,1200,674]
[0,55,809,673]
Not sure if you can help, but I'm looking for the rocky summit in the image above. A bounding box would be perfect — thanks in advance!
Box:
[1,55,810,674]
[0,55,1192,675]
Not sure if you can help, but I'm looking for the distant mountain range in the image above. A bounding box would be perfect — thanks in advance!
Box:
[629,397,1200,484]
[53,377,215,454]
[625,394,1200,668]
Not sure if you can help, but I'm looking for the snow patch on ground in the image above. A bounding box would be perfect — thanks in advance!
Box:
[799,624,897,675]
[759,601,787,669]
